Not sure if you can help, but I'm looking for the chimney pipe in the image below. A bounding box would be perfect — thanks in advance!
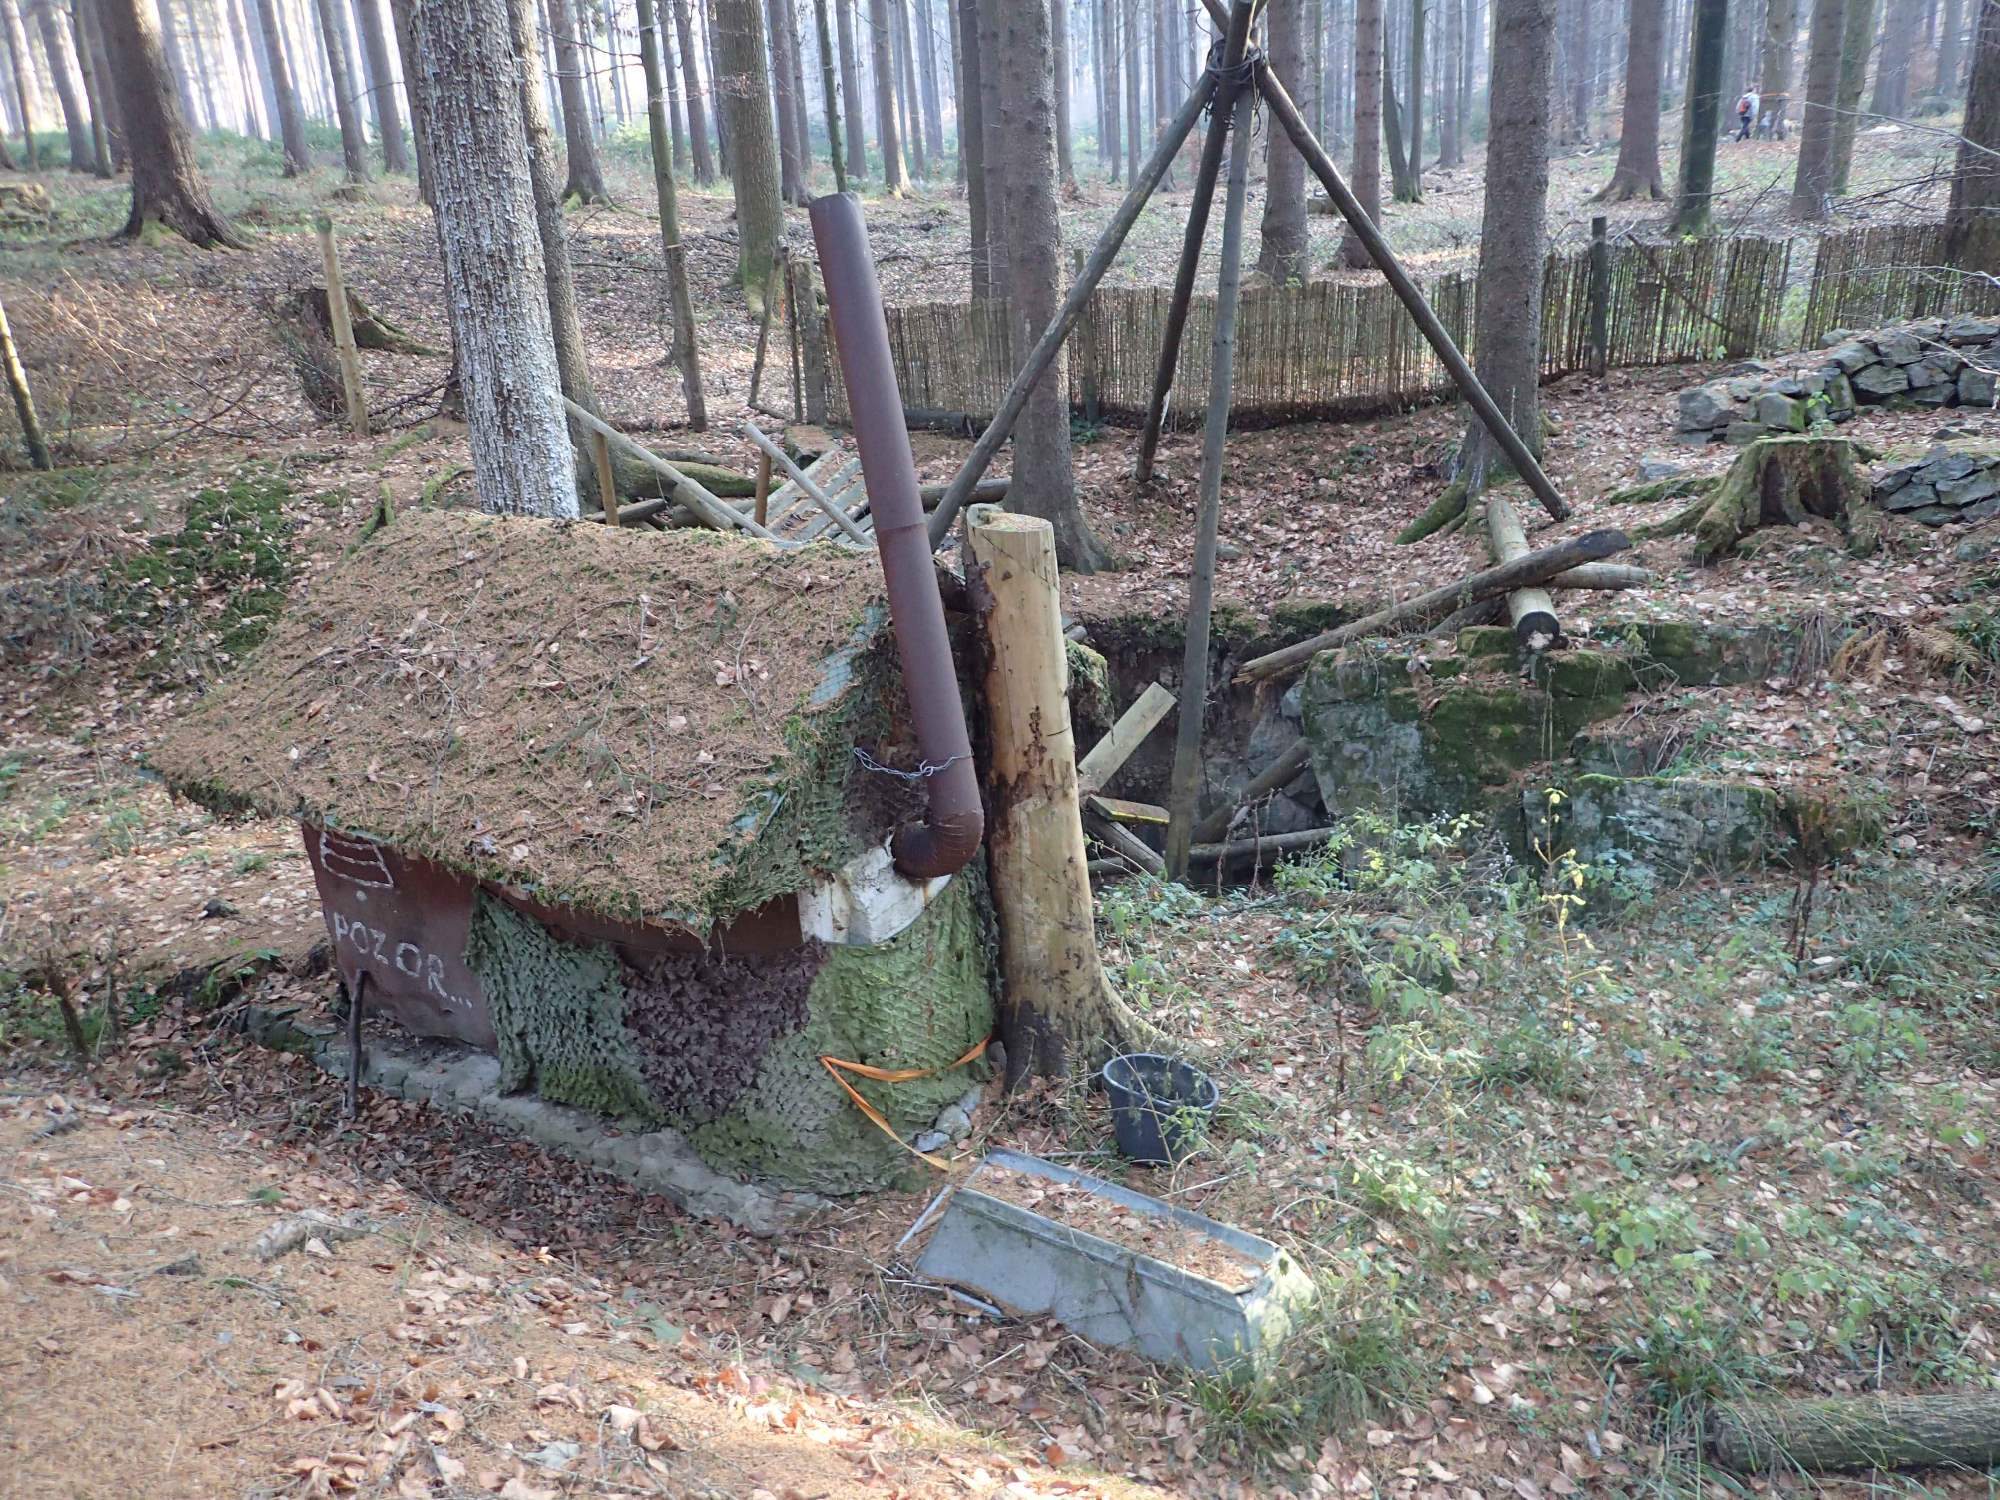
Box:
[808,192,984,880]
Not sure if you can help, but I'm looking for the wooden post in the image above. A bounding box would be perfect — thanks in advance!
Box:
[927,66,1221,546]
[315,215,369,436]
[1486,493,1559,649]
[0,293,52,471]
[753,448,774,526]
[1135,0,1257,484]
[1164,48,1256,882]
[796,255,831,424]
[592,431,620,525]
[1072,247,1100,426]
[967,504,1118,1082]
[1589,215,1610,377]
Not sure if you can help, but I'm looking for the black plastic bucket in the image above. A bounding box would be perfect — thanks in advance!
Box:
[1102,1053,1219,1165]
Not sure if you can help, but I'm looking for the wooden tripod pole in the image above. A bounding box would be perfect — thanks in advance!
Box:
[925,67,1219,548]
[1133,1,1257,484]
[1252,61,1570,523]
[0,293,51,471]
[1164,44,1256,882]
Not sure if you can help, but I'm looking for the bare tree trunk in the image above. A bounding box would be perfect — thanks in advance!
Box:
[98,0,243,242]
[156,0,201,129]
[1598,0,1665,194]
[345,0,378,135]
[1438,0,1460,160]
[1672,0,1724,230]
[1121,0,1137,180]
[769,0,806,198]
[1939,0,1962,90]
[354,0,408,167]
[703,0,726,168]
[2,0,40,164]
[1461,0,1552,487]
[663,0,687,161]
[542,0,607,198]
[957,0,985,292]
[1791,0,1847,213]
[410,0,575,516]
[811,0,841,184]
[1872,0,1917,112]
[603,0,626,121]
[782,0,810,174]
[712,0,783,303]
[69,0,115,173]
[864,0,903,186]
[1944,0,2000,269]
[1568,0,1591,136]
[913,0,939,159]
[1829,0,1877,189]
[1404,0,1424,188]
[31,0,92,167]
[80,0,125,168]
[997,0,1103,571]
[1338,0,1383,265]
[894,0,923,175]
[1098,0,1117,177]
[1763,0,1798,131]
[978,0,1007,281]
[636,0,706,421]
[672,0,712,180]
[254,0,309,169]
[225,0,267,137]
[1258,0,1308,280]
[946,0,961,180]
[313,0,370,176]
[386,0,431,192]
[835,0,862,175]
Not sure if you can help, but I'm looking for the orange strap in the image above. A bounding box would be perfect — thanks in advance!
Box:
[818,1037,989,1172]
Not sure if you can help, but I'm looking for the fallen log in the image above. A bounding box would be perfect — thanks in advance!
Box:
[290,288,444,357]
[1711,1393,2000,1475]
[1552,562,1652,590]
[1190,827,1335,863]
[1486,492,1559,652]
[1235,529,1630,684]
[1191,737,1314,844]
[564,400,777,541]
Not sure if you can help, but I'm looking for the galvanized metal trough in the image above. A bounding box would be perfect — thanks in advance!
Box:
[912,1148,1316,1381]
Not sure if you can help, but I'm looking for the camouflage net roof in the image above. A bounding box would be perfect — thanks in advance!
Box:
[152,510,906,930]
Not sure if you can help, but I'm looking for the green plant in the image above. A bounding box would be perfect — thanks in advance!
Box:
[1570,1189,1698,1271]
[231,850,273,875]
[95,805,145,857]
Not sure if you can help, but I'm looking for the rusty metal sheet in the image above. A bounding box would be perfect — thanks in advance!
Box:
[302,824,812,1056]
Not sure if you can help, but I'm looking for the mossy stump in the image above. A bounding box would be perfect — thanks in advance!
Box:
[1651,435,1880,562]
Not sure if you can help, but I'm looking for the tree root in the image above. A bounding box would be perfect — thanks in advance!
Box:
[1603,473,1719,506]
[1397,479,1470,544]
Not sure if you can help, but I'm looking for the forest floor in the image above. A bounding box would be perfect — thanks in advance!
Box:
[4,124,2000,1499]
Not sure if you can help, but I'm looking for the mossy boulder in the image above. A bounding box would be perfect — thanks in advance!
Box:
[1526,775,1881,877]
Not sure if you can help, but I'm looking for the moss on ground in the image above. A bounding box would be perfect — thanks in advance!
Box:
[112,473,294,670]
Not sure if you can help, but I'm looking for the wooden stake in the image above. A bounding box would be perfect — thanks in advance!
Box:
[315,215,369,436]
[1588,215,1611,376]
[592,430,620,525]
[967,504,1119,1082]
[0,292,51,471]
[1252,62,1570,522]
[1165,30,1256,882]
[753,448,773,526]
[1134,0,1257,483]
[1485,492,1559,650]
[926,66,1220,546]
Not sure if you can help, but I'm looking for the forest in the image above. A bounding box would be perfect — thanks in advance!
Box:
[2,0,1999,1495]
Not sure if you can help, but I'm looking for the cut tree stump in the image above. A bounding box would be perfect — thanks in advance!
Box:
[1711,1393,2000,1474]
[1645,435,1881,562]
[288,288,445,357]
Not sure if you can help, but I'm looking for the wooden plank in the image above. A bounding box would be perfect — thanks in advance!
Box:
[1075,681,1176,794]
[745,421,874,546]
[1086,794,1169,827]
[564,399,780,541]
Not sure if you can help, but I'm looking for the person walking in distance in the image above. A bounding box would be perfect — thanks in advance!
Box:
[1736,84,1760,141]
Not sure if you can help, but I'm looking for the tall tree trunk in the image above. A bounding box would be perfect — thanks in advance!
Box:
[1763,0,1798,131]
[894,0,923,174]
[866,0,903,186]
[98,0,244,243]
[1568,0,1591,136]
[1405,0,1424,185]
[1597,0,1664,194]
[84,0,127,166]
[1828,0,1877,188]
[663,2,687,164]
[157,0,202,129]
[1672,0,1725,229]
[354,0,408,167]
[1938,0,1962,90]
[997,0,1103,571]
[314,0,371,176]
[1338,0,1383,265]
[69,0,115,172]
[1791,0,1847,211]
[1049,0,1071,186]
[811,0,841,184]
[946,0,961,180]
[254,0,309,169]
[1438,0,1460,160]
[1462,0,1552,486]
[977,0,1007,282]
[1098,0,1117,176]
[834,0,862,175]
[1871,0,1917,111]
[602,0,625,121]
[544,0,608,198]
[1944,0,2000,268]
[1258,0,1308,279]
[672,0,712,180]
[1121,0,1137,180]
[345,0,377,135]
[3,0,40,163]
[711,0,783,303]
[225,0,266,137]
[636,0,705,422]
[31,0,92,167]
[387,0,431,194]
[958,0,985,292]
[410,0,574,516]
[769,0,806,198]
[702,0,726,167]
[913,0,938,156]
[782,0,810,173]
[1383,22,1413,196]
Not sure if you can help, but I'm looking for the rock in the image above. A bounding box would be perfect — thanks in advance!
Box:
[1724,374,1769,402]
[202,897,240,919]
[1824,340,1875,373]
[1873,326,1928,365]
[1937,469,2000,509]
[1215,541,1244,562]
[1881,481,1941,512]
[1819,328,1859,348]
[1944,314,2000,345]
[912,1130,950,1154]
[1527,775,1876,879]
[1953,533,2000,562]
[1678,382,1738,430]
[1852,361,1911,398]
[1753,392,1807,431]
[1824,371,1857,413]
[1959,365,1997,407]
[1674,428,1723,446]
[932,1104,974,1141]
[1911,377,1962,407]
[1771,375,1807,398]
[1725,421,1770,445]
[957,1085,984,1117]
[1965,494,2000,521]
[1637,452,1688,482]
